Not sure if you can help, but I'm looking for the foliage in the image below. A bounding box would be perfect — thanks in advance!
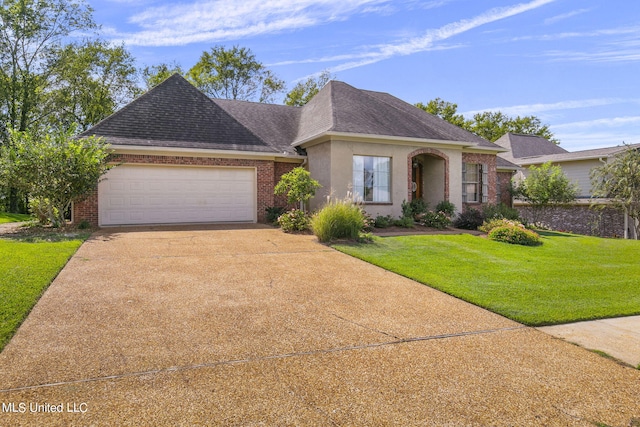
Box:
[274,167,321,208]
[479,218,525,233]
[453,208,484,230]
[0,127,111,227]
[415,98,558,143]
[311,198,365,243]
[435,200,456,217]
[333,233,640,325]
[513,162,578,221]
[374,215,393,228]
[186,45,285,103]
[482,203,521,221]
[418,210,451,229]
[401,198,429,219]
[488,224,541,246]
[360,208,374,232]
[265,206,286,224]
[28,197,58,225]
[142,62,184,89]
[591,144,640,239]
[277,209,310,233]
[0,233,86,351]
[393,216,414,228]
[284,70,334,106]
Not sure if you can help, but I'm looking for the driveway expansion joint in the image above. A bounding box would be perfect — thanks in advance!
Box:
[0,325,527,394]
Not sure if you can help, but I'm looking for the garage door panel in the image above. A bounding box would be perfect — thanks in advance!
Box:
[99,165,256,226]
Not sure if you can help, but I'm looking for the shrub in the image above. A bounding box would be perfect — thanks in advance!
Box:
[482,203,520,221]
[479,218,525,234]
[401,199,429,219]
[374,215,393,228]
[265,206,286,224]
[435,200,456,217]
[488,225,542,246]
[453,208,484,230]
[311,199,365,242]
[360,208,374,232]
[393,216,414,228]
[29,197,58,225]
[419,210,451,229]
[277,209,310,233]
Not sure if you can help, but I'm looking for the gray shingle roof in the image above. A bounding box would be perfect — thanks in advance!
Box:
[83,75,503,154]
[495,133,567,163]
[515,143,640,165]
[496,156,520,170]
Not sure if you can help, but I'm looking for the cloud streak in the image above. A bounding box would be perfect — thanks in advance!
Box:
[462,98,634,117]
[544,8,590,25]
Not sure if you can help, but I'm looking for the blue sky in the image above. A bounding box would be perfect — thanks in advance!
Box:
[90,0,640,151]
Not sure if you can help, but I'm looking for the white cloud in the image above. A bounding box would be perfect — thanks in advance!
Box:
[543,8,590,25]
[554,131,640,151]
[462,98,632,117]
[553,116,640,130]
[113,0,393,46]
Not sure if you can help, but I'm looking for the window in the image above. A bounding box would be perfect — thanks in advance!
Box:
[353,156,391,203]
[463,163,488,203]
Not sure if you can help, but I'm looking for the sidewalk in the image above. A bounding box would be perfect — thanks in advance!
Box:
[539,315,640,367]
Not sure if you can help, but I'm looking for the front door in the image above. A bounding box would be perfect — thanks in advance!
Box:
[412,162,423,200]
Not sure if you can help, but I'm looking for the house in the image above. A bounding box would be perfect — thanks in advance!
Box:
[74,74,511,227]
[496,132,640,238]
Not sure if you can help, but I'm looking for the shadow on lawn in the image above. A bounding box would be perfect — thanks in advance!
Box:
[537,230,580,238]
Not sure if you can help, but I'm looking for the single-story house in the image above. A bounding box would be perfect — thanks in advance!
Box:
[74,74,514,227]
[495,132,639,238]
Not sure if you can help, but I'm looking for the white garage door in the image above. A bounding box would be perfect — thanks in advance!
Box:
[98,165,256,226]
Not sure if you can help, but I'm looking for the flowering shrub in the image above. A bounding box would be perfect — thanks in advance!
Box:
[479,218,526,234]
[418,210,451,229]
[277,209,311,232]
[488,225,542,246]
[453,208,484,230]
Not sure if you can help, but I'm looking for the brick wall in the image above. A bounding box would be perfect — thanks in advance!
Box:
[461,153,497,210]
[516,204,626,238]
[497,171,514,207]
[73,154,302,227]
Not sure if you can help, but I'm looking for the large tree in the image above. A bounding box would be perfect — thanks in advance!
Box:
[284,70,333,106]
[591,144,640,239]
[141,62,184,90]
[416,98,558,144]
[186,46,285,103]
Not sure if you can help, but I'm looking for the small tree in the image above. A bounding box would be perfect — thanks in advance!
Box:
[0,127,112,227]
[513,162,579,223]
[274,167,321,211]
[591,144,640,239]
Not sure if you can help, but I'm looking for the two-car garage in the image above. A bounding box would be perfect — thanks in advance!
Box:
[98,165,256,226]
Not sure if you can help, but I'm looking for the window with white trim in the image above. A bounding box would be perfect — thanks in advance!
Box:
[353,156,391,203]
[463,163,488,203]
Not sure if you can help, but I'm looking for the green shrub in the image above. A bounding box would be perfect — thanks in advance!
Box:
[360,208,374,232]
[435,200,456,217]
[419,210,451,229]
[77,219,91,230]
[374,215,393,228]
[393,216,414,228]
[265,206,286,224]
[482,203,520,221]
[453,208,484,230]
[277,209,310,232]
[29,198,58,225]
[479,218,525,233]
[401,199,429,219]
[488,225,542,246]
[311,199,365,242]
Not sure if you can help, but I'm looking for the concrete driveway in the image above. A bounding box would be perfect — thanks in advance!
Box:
[1,225,639,426]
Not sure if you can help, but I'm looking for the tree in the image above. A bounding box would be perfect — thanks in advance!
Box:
[141,62,184,90]
[274,167,321,210]
[591,144,640,239]
[415,98,470,128]
[0,126,111,227]
[284,70,334,106]
[186,46,285,103]
[513,162,579,222]
[46,40,140,132]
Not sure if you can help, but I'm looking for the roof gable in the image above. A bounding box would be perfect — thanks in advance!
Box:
[82,74,278,153]
[495,133,567,162]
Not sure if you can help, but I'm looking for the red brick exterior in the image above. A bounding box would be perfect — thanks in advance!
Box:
[461,153,497,210]
[72,153,301,227]
[407,148,450,202]
[497,171,514,207]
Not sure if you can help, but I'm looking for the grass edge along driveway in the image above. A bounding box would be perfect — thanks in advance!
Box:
[0,233,88,351]
[334,232,640,326]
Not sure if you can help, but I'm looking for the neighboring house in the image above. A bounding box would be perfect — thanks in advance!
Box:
[496,132,639,238]
[74,74,510,227]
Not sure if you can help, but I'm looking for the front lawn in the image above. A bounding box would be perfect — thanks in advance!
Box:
[334,232,640,326]
[0,233,88,351]
[0,212,31,224]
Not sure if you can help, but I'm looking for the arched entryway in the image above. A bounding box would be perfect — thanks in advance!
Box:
[407,148,449,206]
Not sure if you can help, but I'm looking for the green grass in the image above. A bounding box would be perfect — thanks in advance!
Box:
[0,233,88,351]
[333,231,640,326]
[0,212,31,224]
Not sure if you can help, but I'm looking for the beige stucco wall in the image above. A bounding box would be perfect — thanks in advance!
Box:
[307,138,464,218]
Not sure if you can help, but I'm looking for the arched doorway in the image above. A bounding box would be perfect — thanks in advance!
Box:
[408,148,449,206]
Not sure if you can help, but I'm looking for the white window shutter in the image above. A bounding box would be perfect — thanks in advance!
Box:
[481,163,489,203]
